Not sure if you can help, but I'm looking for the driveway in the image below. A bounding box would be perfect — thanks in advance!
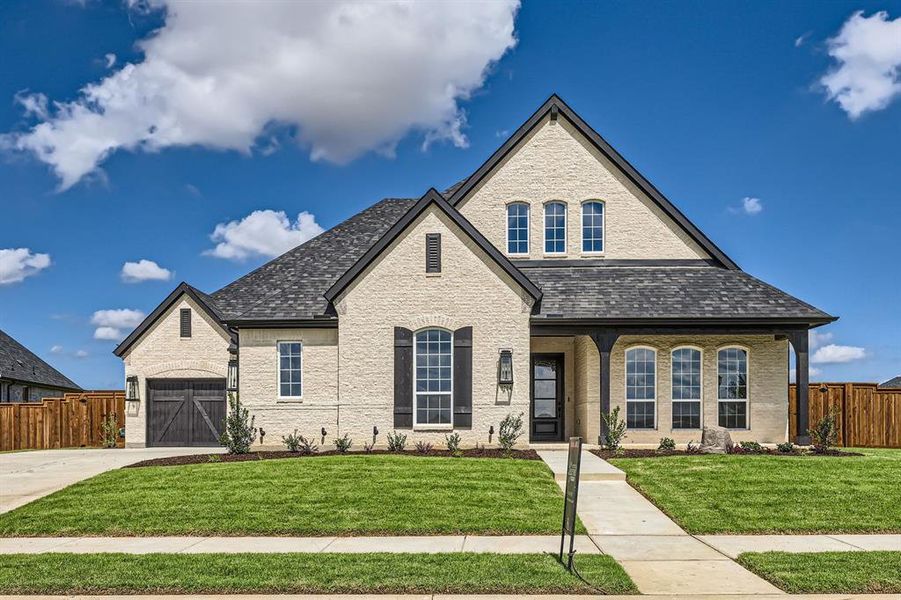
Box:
[0,447,223,513]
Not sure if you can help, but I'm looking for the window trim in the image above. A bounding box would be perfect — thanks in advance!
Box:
[277,340,303,400]
[412,327,454,430]
[580,200,605,255]
[671,345,703,430]
[716,345,750,430]
[624,345,657,430]
[505,202,530,257]
[543,201,568,256]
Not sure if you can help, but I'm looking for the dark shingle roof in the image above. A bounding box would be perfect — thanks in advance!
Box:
[525,265,834,322]
[211,198,416,321]
[879,376,901,389]
[0,329,81,390]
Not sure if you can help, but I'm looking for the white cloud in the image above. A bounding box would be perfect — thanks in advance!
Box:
[3,0,520,190]
[812,343,867,364]
[121,259,172,283]
[0,248,52,285]
[741,197,763,215]
[790,366,822,382]
[820,11,901,119]
[104,53,117,69]
[794,32,811,48]
[75,349,89,358]
[205,210,324,261]
[809,329,834,350]
[50,345,64,354]
[91,308,146,341]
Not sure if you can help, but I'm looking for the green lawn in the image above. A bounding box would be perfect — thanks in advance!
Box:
[0,553,635,595]
[610,448,901,534]
[738,551,901,594]
[0,454,577,536]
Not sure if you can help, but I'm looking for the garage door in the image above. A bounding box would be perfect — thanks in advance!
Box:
[147,379,226,447]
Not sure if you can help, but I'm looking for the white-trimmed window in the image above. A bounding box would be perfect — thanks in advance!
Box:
[625,347,656,429]
[414,329,453,426]
[278,341,303,398]
[718,346,748,429]
[581,201,604,253]
[506,203,529,255]
[544,202,567,254]
[672,347,702,429]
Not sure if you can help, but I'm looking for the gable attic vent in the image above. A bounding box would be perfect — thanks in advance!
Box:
[180,308,192,338]
[426,233,441,273]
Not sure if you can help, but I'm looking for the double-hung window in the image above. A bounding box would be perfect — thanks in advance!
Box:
[544,202,567,254]
[278,341,302,398]
[414,329,452,426]
[506,203,529,255]
[671,347,702,429]
[625,347,656,429]
[717,347,748,428]
[581,201,604,253]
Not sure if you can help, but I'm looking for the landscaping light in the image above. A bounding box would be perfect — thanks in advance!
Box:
[227,358,238,392]
[498,349,514,385]
[125,376,139,402]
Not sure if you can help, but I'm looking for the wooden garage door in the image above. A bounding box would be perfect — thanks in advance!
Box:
[147,379,226,447]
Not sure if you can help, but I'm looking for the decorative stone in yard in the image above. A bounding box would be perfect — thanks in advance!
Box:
[701,426,732,453]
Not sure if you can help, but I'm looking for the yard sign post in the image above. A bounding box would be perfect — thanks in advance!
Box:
[559,436,582,571]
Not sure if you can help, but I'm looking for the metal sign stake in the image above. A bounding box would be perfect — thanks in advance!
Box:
[559,436,582,571]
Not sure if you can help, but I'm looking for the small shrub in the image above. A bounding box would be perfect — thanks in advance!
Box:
[386,430,407,452]
[207,454,221,463]
[297,435,318,455]
[445,432,462,457]
[686,439,702,454]
[100,412,118,448]
[776,441,795,454]
[282,429,303,453]
[363,441,375,453]
[602,406,627,450]
[739,440,764,454]
[657,437,676,452]
[334,434,352,453]
[219,393,257,454]
[414,440,433,454]
[726,443,745,454]
[809,410,838,454]
[498,412,524,454]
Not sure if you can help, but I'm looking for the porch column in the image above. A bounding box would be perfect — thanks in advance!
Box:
[788,329,811,445]
[590,330,619,446]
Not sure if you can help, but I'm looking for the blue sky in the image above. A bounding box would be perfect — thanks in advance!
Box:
[1,0,899,389]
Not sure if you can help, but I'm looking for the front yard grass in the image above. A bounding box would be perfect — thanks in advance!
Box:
[610,448,901,534]
[0,552,636,595]
[0,454,577,536]
[737,551,901,594]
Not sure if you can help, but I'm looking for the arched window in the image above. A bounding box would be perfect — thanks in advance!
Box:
[717,347,748,429]
[414,329,453,426]
[506,203,529,255]
[581,201,604,253]
[625,347,656,429]
[544,202,567,254]
[672,347,701,429]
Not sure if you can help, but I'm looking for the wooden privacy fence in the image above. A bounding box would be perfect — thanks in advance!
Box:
[790,383,901,448]
[0,391,124,452]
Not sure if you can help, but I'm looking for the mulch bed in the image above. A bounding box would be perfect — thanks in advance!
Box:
[591,448,863,459]
[126,447,540,468]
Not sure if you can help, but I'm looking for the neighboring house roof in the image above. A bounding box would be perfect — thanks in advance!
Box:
[447,94,741,271]
[324,188,542,304]
[879,376,901,389]
[523,264,834,324]
[0,329,81,391]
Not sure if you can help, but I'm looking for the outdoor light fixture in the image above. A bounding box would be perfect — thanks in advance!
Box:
[498,349,514,385]
[226,358,239,392]
[373,426,379,436]
[125,376,139,402]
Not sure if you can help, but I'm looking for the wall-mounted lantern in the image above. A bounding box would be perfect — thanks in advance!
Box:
[498,349,514,385]
[226,358,239,392]
[125,375,139,402]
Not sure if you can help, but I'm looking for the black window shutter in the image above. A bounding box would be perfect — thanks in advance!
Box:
[426,233,441,273]
[453,326,472,428]
[393,327,413,428]
[180,308,192,338]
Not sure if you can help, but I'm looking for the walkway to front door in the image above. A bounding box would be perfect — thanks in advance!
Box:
[530,354,564,442]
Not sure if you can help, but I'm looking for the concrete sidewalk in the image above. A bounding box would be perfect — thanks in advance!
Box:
[537,449,625,481]
[698,534,901,558]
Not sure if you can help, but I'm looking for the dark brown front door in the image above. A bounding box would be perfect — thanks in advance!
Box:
[531,354,564,442]
[147,379,226,447]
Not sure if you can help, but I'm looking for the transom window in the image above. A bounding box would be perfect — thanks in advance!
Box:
[278,341,302,398]
[544,202,567,254]
[718,347,748,429]
[414,329,453,426]
[625,347,656,429]
[672,347,702,429]
[581,201,604,253]
[507,203,529,255]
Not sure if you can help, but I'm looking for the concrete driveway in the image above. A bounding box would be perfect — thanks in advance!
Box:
[0,447,223,513]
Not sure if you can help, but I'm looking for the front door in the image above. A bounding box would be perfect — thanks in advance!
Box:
[530,354,564,442]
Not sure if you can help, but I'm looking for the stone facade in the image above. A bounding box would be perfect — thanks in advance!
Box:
[457,116,709,261]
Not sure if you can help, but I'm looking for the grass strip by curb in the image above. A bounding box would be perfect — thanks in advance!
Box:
[738,551,901,594]
[0,552,636,595]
